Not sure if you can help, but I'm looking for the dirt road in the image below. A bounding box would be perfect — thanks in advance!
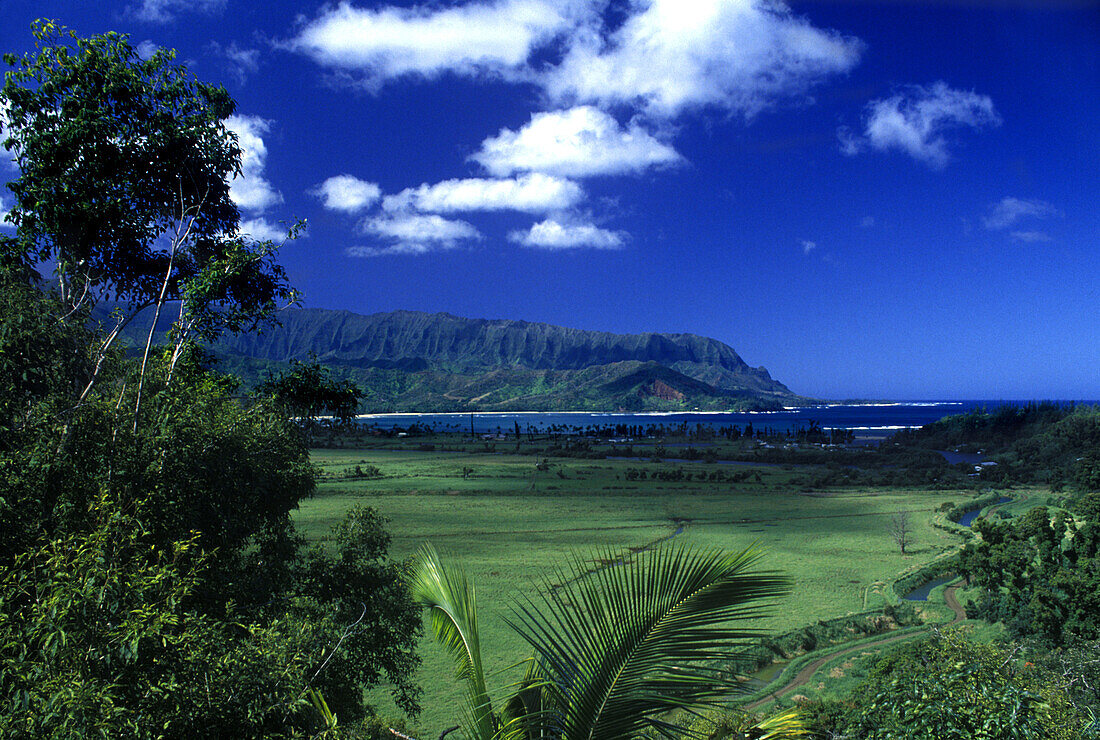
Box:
[744,583,966,712]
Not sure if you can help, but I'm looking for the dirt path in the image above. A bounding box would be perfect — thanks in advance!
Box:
[744,583,966,712]
[943,583,966,622]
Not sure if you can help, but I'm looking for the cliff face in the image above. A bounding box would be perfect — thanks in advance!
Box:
[213,308,793,397]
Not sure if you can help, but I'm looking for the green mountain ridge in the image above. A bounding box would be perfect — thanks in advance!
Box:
[129,307,805,411]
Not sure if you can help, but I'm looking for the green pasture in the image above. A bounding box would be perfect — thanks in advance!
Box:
[296,447,988,735]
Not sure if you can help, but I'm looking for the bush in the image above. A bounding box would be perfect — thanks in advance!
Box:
[805,630,1093,740]
[343,464,383,479]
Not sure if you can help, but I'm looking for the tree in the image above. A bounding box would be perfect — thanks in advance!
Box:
[256,357,363,438]
[964,505,1100,646]
[802,630,1091,740]
[409,543,805,740]
[888,511,915,554]
[0,493,422,737]
[0,25,419,735]
[0,21,305,569]
[1,20,296,411]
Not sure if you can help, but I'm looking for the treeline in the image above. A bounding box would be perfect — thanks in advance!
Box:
[621,467,758,483]
[893,402,1100,489]
[893,401,1076,449]
[357,419,854,445]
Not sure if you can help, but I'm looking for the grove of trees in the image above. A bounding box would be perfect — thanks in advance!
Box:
[0,23,419,737]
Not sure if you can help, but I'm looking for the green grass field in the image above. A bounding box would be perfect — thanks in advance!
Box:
[296,445,1000,735]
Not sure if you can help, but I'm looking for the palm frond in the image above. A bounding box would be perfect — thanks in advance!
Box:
[751,707,812,739]
[507,543,791,740]
[409,543,496,740]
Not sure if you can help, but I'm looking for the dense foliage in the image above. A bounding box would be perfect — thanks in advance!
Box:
[256,358,364,443]
[893,402,1100,489]
[802,630,1093,739]
[0,24,419,737]
[959,502,1100,646]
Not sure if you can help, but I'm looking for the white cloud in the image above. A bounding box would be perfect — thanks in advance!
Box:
[225,115,283,213]
[210,42,261,85]
[357,213,481,255]
[292,0,859,119]
[346,243,439,257]
[290,0,578,88]
[0,195,13,230]
[314,175,383,213]
[508,219,626,250]
[544,0,862,119]
[984,197,1061,230]
[471,106,683,178]
[129,0,225,23]
[135,40,160,60]
[1010,230,1053,243]
[801,239,816,254]
[383,173,583,214]
[0,100,17,171]
[239,217,292,242]
[841,82,1000,169]
[860,216,875,229]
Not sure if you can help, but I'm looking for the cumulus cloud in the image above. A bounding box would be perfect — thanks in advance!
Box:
[1010,230,1053,243]
[128,0,225,23]
[356,213,481,255]
[314,175,383,213]
[383,173,583,214]
[225,115,283,212]
[290,0,578,87]
[801,239,816,254]
[840,82,1000,168]
[471,106,682,178]
[983,196,1061,230]
[292,0,859,119]
[508,219,626,250]
[545,0,862,119]
[239,217,292,242]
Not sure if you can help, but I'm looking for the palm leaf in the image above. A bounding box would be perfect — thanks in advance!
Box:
[751,707,812,739]
[507,544,791,740]
[409,543,497,740]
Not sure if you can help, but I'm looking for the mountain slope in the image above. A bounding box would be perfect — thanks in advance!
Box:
[212,309,794,401]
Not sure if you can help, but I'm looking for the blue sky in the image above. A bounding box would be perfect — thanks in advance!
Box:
[2,0,1098,400]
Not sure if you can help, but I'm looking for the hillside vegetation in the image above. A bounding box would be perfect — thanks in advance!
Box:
[893,402,1100,489]
[203,308,803,411]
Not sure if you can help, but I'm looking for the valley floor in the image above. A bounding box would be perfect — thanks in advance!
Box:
[296,438,1033,735]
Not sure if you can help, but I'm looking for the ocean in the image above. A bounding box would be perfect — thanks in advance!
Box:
[353,401,1030,440]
